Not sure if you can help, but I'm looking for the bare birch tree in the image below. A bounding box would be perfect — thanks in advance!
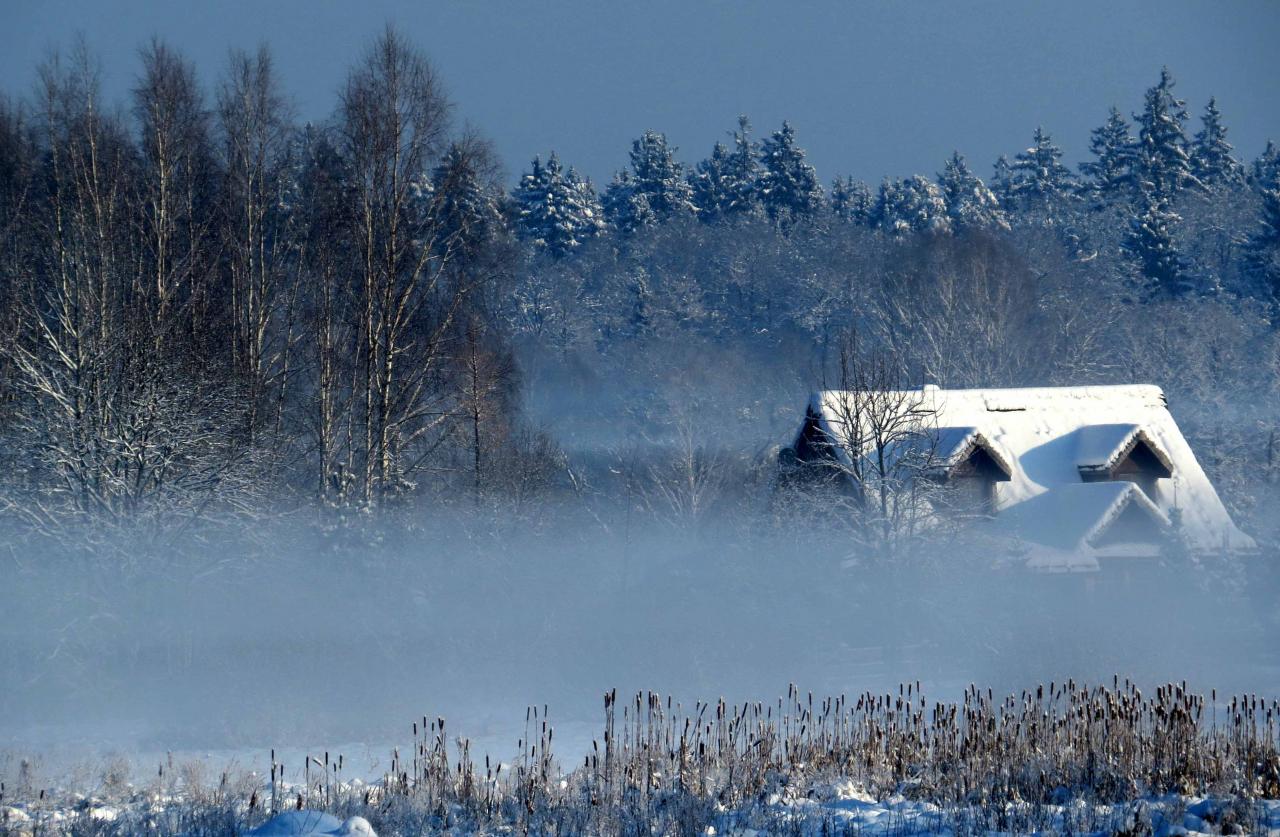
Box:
[339,26,480,505]
[134,40,216,348]
[216,45,297,445]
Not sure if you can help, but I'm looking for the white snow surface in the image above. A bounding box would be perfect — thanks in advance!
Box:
[7,785,1279,835]
[807,384,1252,555]
[248,811,376,836]
[711,783,1280,836]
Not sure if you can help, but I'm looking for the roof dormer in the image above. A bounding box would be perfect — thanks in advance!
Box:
[1075,424,1173,500]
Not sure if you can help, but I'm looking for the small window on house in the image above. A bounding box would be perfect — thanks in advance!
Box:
[1078,431,1172,501]
[1110,438,1171,499]
[947,445,1009,516]
[1090,498,1166,549]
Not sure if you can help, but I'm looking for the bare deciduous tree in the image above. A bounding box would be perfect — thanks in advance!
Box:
[217,45,297,445]
[641,407,732,532]
[134,39,216,346]
[872,233,1044,388]
[1,46,265,536]
[783,329,944,559]
[339,26,477,505]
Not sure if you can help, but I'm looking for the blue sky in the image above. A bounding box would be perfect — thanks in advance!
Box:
[3,0,1277,186]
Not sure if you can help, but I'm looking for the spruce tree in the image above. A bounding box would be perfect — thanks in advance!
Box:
[1250,140,1280,191]
[626,130,695,219]
[1007,127,1076,212]
[431,142,503,261]
[874,175,949,236]
[1126,192,1196,297]
[1134,67,1201,200]
[990,155,1015,209]
[513,152,602,257]
[757,121,824,225]
[1244,185,1280,300]
[602,169,657,235]
[939,151,1008,232]
[513,155,550,240]
[830,176,874,225]
[1191,97,1244,189]
[724,115,763,217]
[690,141,734,222]
[1080,107,1137,202]
[565,165,606,242]
[690,121,762,223]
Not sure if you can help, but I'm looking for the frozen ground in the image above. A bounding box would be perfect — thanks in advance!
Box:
[3,777,1279,835]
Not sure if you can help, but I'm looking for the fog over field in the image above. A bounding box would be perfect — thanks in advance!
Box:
[4,486,1278,778]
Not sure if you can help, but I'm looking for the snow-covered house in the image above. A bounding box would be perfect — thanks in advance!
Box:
[781,384,1253,570]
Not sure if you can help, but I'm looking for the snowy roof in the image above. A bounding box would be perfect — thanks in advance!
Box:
[877,425,1014,480]
[803,384,1252,555]
[992,481,1168,551]
[933,426,1015,477]
[1074,423,1173,478]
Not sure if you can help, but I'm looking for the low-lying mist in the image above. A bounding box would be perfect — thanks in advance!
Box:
[4,494,1277,776]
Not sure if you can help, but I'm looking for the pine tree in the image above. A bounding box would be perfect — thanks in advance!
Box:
[602,169,657,235]
[1250,140,1280,191]
[690,141,734,222]
[1007,127,1076,211]
[1191,97,1244,189]
[690,120,763,223]
[1134,67,1201,200]
[873,175,949,237]
[513,152,603,257]
[1080,107,1137,202]
[830,176,874,224]
[757,121,824,224]
[1126,192,1196,297]
[626,130,695,219]
[939,151,1008,232]
[1244,185,1280,300]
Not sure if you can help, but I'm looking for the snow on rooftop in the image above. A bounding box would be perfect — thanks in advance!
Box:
[877,425,1014,480]
[1074,423,1173,476]
[993,481,1167,551]
[806,384,1252,554]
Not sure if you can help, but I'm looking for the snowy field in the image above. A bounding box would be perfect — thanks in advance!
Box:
[4,782,1280,836]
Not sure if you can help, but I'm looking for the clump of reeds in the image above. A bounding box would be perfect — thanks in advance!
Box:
[3,679,1278,835]
[358,679,1280,833]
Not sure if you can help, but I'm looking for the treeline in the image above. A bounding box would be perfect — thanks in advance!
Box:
[1,31,1278,542]
[0,29,552,538]
[514,69,1278,301]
